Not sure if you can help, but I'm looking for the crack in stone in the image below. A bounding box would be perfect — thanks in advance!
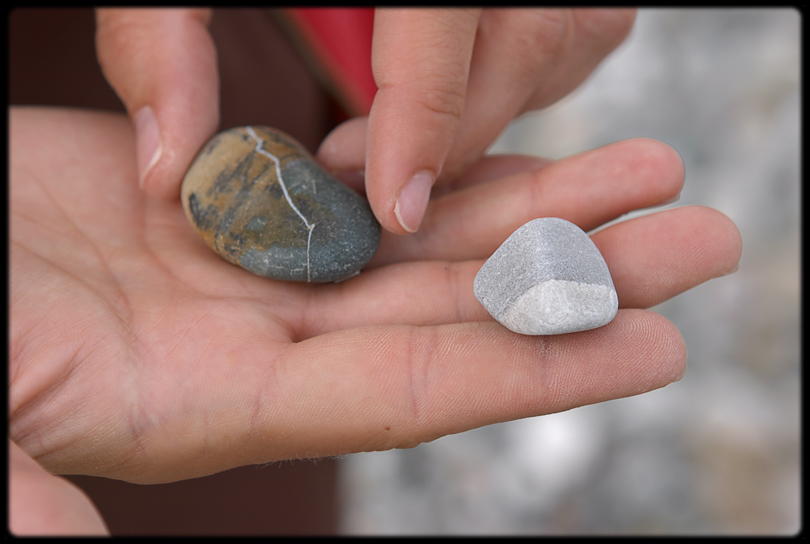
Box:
[245,126,316,282]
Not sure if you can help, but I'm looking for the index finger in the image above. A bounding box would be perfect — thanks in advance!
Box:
[366,8,482,234]
[96,8,219,199]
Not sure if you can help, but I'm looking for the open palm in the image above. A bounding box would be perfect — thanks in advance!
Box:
[9,107,741,484]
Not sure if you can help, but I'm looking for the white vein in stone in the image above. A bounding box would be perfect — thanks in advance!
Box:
[246,126,315,282]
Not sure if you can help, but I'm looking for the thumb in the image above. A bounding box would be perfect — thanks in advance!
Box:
[9,440,108,535]
[96,8,219,199]
[366,8,481,233]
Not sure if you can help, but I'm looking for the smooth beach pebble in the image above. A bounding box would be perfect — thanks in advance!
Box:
[474,218,618,335]
[181,126,381,282]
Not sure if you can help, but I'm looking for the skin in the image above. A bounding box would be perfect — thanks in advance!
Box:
[94,8,638,233]
[8,441,108,535]
[11,7,742,534]
[9,107,742,533]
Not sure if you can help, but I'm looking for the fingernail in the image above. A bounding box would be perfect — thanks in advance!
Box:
[134,106,162,189]
[395,171,434,233]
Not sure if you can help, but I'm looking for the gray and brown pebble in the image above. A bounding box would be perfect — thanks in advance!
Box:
[181,126,381,282]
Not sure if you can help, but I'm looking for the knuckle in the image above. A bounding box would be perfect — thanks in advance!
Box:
[494,9,572,57]
[479,9,574,87]
[376,62,468,123]
[396,326,440,442]
[413,84,466,122]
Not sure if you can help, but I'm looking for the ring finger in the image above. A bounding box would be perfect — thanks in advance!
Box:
[294,205,741,340]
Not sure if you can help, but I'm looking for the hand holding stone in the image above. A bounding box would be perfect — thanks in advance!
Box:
[10,108,741,486]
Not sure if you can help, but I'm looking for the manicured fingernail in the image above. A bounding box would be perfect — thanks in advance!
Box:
[134,106,162,189]
[395,171,434,233]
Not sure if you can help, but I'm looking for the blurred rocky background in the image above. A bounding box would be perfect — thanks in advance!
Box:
[339,8,800,535]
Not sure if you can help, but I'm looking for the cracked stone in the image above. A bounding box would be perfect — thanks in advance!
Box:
[181,126,381,282]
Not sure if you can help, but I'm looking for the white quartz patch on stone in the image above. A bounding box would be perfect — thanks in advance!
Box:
[474,217,618,335]
[496,279,618,336]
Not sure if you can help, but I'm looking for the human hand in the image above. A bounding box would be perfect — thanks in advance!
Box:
[320,8,638,233]
[96,8,636,236]
[10,107,741,486]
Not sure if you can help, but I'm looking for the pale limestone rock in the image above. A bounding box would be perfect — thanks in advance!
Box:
[474,218,618,335]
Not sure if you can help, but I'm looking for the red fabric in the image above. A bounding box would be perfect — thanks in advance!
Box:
[284,8,376,117]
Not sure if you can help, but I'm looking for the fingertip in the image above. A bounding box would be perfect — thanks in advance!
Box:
[527,309,687,415]
[669,205,743,281]
[316,117,369,194]
[582,310,687,399]
[316,116,368,171]
[137,101,218,200]
[597,138,684,208]
[699,206,743,278]
[630,138,686,205]
[633,310,688,386]
[364,93,445,234]
[138,103,218,200]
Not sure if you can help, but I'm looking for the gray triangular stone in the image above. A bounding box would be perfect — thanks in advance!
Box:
[474,218,618,335]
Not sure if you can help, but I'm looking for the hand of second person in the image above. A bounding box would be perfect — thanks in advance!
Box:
[96,8,637,237]
[324,8,638,233]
